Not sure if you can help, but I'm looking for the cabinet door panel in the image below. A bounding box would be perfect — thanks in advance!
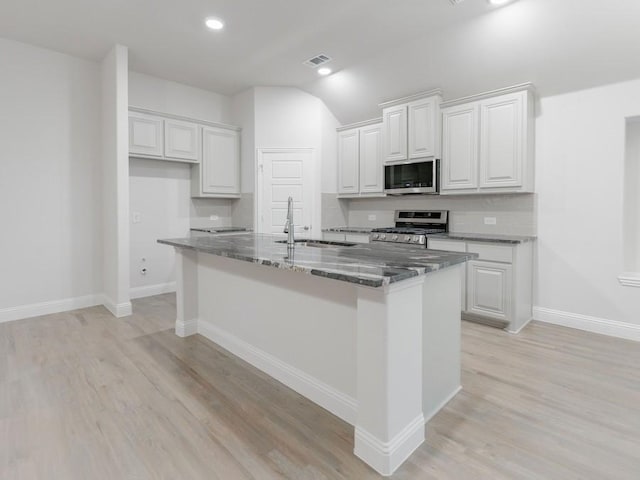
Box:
[467,260,512,321]
[479,92,524,188]
[338,130,360,194]
[202,127,239,195]
[129,114,163,157]
[359,124,383,194]
[408,98,437,159]
[165,119,199,161]
[383,106,408,162]
[441,104,478,190]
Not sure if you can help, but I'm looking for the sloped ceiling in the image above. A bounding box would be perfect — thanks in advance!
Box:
[1,0,639,124]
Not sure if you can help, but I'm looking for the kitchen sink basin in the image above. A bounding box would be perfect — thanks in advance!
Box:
[276,239,357,248]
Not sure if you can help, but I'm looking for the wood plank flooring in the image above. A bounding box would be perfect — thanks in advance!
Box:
[1,294,638,479]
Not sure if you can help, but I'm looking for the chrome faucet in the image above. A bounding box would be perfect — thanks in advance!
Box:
[283,196,295,247]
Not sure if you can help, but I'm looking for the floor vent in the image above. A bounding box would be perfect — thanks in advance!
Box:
[303,54,332,68]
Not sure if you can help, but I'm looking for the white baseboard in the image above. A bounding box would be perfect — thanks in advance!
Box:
[533,306,640,342]
[197,320,358,425]
[354,414,425,476]
[130,282,176,299]
[0,294,104,324]
[175,318,198,337]
[102,296,133,318]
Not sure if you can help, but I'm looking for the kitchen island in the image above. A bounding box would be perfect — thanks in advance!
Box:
[158,233,475,476]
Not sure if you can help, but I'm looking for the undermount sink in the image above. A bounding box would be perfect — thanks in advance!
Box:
[276,239,357,248]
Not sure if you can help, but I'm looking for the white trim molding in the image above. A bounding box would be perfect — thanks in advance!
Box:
[175,318,199,337]
[102,296,133,318]
[130,282,176,299]
[354,414,425,477]
[198,320,358,425]
[0,294,104,324]
[618,273,640,288]
[533,306,640,342]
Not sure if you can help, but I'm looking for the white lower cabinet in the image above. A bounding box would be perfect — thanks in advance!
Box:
[322,232,370,244]
[467,260,512,323]
[428,238,533,333]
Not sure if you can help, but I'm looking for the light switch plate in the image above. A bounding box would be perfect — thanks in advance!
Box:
[132,212,141,224]
[484,217,497,225]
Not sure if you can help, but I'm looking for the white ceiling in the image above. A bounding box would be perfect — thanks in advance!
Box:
[1,0,640,123]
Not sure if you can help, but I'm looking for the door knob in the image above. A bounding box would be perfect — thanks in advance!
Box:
[303,226,310,231]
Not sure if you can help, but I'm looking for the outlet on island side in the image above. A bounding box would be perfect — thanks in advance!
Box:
[484,217,497,225]
[368,214,376,221]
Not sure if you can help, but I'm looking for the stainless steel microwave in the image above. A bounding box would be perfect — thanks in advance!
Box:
[384,159,439,195]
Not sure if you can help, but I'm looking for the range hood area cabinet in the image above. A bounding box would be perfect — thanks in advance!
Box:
[337,119,385,197]
[129,110,200,163]
[380,90,442,163]
[128,108,241,198]
[440,84,535,194]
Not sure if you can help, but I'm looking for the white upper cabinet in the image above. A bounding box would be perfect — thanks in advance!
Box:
[441,84,535,195]
[381,90,442,163]
[199,126,240,196]
[382,105,407,162]
[479,92,524,189]
[129,112,164,158]
[408,96,439,160]
[337,120,384,197]
[441,103,479,191]
[337,129,360,194]
[359,123,383,194]
[164,119,200,162]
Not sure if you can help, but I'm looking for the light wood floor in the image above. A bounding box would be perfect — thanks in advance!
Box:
[1,294,639,479]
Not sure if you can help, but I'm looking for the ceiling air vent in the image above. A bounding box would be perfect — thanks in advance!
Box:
[303,54,332,68]
[449,0,465,4]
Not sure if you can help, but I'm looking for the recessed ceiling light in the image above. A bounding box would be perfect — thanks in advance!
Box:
[488,0,514,5]
[317,67,332,76]
[205,17,225,30]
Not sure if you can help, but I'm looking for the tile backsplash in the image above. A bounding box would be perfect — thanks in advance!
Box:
[344,194,537,236]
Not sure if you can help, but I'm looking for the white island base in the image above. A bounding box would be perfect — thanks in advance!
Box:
[173,248,462,476]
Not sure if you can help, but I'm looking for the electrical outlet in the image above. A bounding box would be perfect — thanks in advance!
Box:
[368,214,377,221]
[132,212,141,224]
[209,215,219,221]
[484,217,497,225]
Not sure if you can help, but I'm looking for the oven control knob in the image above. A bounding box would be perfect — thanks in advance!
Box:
[404,235,411,242]
[392,235,399,241]
[411,236,419,243]
[372,233,379,240]
[380,234,386,240]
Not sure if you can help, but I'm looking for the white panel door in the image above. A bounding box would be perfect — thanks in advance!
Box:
[164,119,199,161]
[259,149,314,236]
[383,105,408,162]
[359,123,383,194]
[467,260,512,322]
[337,129,360,194]
[479,92,524,189]
[408,97,437,159]
[202,126,240,195]
[129,113,164,157]
[441,104,479,191]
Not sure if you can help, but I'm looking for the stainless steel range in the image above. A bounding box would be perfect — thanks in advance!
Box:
[370,210,448,245]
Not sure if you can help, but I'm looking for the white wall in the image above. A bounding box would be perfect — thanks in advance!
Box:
[535,79,640,331]
[102,45,131,317]
[128,72,236,296]
[0,38,104,321]
[251,87,341,234]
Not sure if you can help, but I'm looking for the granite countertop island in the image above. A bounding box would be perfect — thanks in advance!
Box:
[160,232,473,475]
[158,232,474,288]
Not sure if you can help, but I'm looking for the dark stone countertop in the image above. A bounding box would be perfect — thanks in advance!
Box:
[322,227,373,234]
[429,232,537,245]
[158,233,476,288]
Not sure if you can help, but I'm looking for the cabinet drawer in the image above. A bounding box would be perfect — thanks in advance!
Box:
[345,233,370,244]
[467,243,513,263]
[428,239,466,252]
[323,232,346,242]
